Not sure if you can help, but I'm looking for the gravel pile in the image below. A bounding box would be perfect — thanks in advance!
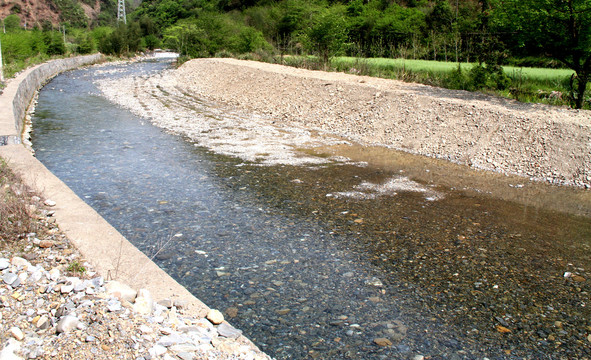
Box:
[0,195,270,360]
[171,58,591,188]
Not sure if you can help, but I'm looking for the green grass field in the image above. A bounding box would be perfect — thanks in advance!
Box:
[333,57,575,85]
[319,56,585,107]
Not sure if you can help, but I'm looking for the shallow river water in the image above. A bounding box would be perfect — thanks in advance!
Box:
[31,60,591,360]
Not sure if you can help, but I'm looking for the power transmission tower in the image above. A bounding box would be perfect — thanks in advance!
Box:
[117,0,127,24]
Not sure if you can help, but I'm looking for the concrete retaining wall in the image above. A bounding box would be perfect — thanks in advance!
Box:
[0,54,102,144]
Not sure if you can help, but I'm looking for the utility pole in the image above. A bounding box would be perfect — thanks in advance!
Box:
[0,36,4,82]
[117,0,127,24]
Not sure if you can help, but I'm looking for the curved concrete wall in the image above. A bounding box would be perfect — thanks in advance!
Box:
[0,54,103,144]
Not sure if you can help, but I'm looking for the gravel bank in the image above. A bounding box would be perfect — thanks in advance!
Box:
[170,58,591,188]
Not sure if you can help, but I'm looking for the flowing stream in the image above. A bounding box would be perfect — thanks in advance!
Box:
[31,59,591,360]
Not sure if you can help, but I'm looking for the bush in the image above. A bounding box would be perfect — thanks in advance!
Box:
[0,158,38,242]
[143,34,161,50]
[3,14,21,31]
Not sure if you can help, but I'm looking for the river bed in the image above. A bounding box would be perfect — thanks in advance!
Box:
[31,59,591,359]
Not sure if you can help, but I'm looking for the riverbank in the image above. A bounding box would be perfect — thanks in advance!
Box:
[172,58,591,188]
[97,58,591,188]
[0,159,270,360]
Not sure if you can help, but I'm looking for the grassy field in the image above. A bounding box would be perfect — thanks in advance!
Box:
[302,56,585,107]
[333,57,574,80]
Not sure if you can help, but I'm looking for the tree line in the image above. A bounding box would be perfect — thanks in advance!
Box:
[1,0,589,108]
[131,0,590,108]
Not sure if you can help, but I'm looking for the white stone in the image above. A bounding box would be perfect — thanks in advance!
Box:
[139,325,153,334]
[56,315,79,333]
[9,327,24,341]
[11,257,31,269]
[149,344,167,357]
[133,288,154,315]
[60,284,74,294]
[0,258,10,270]
[104,281,137,302]
[49,268,60,281]
[44,199,56,207]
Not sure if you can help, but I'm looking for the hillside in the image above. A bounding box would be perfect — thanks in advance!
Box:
[0,0,114,28]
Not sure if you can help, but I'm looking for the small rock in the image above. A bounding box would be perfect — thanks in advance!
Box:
[85,335,96,342]
[139,325,153,334]
[133,289,154,315]
[44,199,57,207]
[374,338,392,346]
[9,327,24,341]
[36,315,50,330]
[38,240,54,248]
[275,308,291,316]
[173,300,188,309]
[105,281,137,302]
[56,315,79,333]
[49,268,60,281]
[397,344,411,353]
[176,352,194,360]
[11,257,30,268]
[3,273,19,286]
[225,307,239,318]
[157,299,173,308]
[149,345,167,357]
[413,356,425,360]
[107,299,122,312]
[206,309,224,325]
[0,258,9,270]
[60,284,74,294]
[217,323,243,339]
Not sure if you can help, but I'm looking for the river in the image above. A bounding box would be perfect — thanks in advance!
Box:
[31,58,591,359]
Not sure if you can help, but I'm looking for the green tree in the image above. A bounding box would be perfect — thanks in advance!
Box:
[304,7,348,65]
[4,15,21,31]
[497,0,591,108]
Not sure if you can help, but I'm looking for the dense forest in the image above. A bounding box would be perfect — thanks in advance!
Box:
[0,0,590,108]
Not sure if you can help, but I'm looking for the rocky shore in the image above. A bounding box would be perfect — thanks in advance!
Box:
[0,176,270,360]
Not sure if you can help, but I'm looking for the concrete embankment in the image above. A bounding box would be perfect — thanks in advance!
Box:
[0,56,269,359]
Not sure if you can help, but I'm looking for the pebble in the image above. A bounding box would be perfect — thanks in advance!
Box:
[0,258,9,270]
[56,315,79,333]
[206,309,224,325]
[217,322,243,339]
[9,327,24,341]
[373,338,392,346]
[105,280,137,302]
[43,199,56,207]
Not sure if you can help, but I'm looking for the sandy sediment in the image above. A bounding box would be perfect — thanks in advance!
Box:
[170,58,591,188]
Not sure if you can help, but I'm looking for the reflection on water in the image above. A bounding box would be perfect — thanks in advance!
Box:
[31,60,590,360]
